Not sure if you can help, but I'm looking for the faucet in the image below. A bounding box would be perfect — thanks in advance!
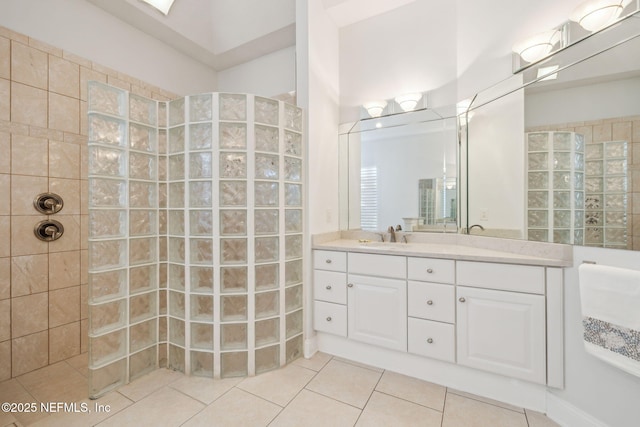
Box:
[387,226,396,242]
[467,224,485,234]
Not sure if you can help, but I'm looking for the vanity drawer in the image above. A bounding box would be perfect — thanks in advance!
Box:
[313,270,347,304]
[314,250,347,272]
[407,281,455,323]
[408,257,455,284]
[408,318,455,363]
[314,301,347,337]
[348,253,406,278]
[456,261,545,294]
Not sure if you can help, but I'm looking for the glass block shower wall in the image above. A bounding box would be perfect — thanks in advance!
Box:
[87,82,304,397]
[526,131,585,244]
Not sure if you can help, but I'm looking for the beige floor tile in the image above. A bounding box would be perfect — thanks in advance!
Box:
[270,389,361,427]
[526,409,562,427]
[16,361,88,403]
[375,370,446,411]
[442,393,528,427]
[292,351,333,371]
[116,368,183,402]
[169,376,242,405]
[333,356,384,373]
[96,387,204,427]
[305,359,381,409]
[65,352,89,377]
[182,387,280,427]
[237,363,316,406]
[448,388,524,413]
[356,391,442,427]
[0,378,50,425]
[29,391,132,427]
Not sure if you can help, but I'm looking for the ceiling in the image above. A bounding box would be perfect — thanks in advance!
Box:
[87,0,416,71]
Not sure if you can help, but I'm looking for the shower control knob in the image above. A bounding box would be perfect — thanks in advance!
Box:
[34,220,64,242]
[33,193,64,214]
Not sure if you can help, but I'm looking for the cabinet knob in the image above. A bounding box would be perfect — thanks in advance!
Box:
[459,297,466,303]
[326,316,332,322]
[347,283,354,288]
[427,338,434,344]
[426,268,434,274]
[326,285,332,290]
[325,259,332,264]
[427,300,433,305]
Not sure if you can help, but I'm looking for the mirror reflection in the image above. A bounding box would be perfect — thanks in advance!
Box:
[340,109,458,232]
[465,12,640,249]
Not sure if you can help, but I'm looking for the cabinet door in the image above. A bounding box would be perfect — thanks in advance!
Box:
[347,274,407,351]
[456,286,546,384]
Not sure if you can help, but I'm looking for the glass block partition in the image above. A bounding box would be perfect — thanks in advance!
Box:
[526,132,585,244]
[584,140,628,248]
[88,82,304,397]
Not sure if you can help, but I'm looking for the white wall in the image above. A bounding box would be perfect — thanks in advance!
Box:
[526,76,640,127]
[305,0,341,235]
[551,247,640,427]
[338,0,457,123]
[217,47,296,98]
[0,0,217,95]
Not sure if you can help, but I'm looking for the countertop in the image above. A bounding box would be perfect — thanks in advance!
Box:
[312,233,573,268]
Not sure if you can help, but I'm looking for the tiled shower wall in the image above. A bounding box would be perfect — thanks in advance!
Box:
[87,85,304,397]
[0,25,176,381]
[528,116,640,250]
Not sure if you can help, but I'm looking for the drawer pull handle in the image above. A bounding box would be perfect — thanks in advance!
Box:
[427,338,434,344]
[459,297,466,303]
[426,268,434,274]
[326,316,332,322]
[427,300,433,305]
[326,285,332,290]
[325,259,332,264]
[347,283,354,288]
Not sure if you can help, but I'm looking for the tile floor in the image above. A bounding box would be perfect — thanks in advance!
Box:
[0,352,561,427]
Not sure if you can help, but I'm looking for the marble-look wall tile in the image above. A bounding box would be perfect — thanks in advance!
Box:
[12,330,48,376]
[0,257,9,300]
[0,78,8,121]
[12,292,48,337]
[49,321,80,363]
[48,250,80,290]
[11,254,48,297]
[0,217,9,258]
[49,286,80,328]
[0,36,9,79]
[0,340,10,381]
[49,92,80,134]
[11,133,48,176]
[49,55,79,98]
[0,299,10,341]
[11,82,48,128]
[11,41,48,89]
[0,173,9,215]
[0,132,9,173]
[49,140,81,179]
[11,175,48,215]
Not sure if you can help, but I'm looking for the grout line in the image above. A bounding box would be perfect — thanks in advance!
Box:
[352,368,385,426]
[446,389,525,414]
[372,389,445,414]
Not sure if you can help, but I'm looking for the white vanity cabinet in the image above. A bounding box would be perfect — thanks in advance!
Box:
[347,253,407,351]
[312,248,563,388]
[455,261,547,384]
[313,250,348,337]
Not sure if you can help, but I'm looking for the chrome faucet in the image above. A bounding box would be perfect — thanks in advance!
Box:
[387,226,396,242]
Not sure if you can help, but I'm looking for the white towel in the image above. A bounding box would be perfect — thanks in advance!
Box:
[578,263,640,377]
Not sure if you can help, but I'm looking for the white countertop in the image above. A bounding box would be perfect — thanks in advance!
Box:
[313,238,572,267]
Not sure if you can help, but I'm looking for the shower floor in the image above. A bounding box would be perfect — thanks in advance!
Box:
[0,352,558,426]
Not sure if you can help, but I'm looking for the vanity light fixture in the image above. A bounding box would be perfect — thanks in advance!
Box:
[512,29,562,63]
[363,101,387,118]
[139,0,176,15]
[570,0,633,31]
[394,93,423,112]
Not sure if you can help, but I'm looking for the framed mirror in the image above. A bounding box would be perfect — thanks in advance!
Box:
[463,11,640,249]
[339,108,458,233]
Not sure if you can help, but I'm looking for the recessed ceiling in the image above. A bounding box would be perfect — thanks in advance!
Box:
[87,0,415,71]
